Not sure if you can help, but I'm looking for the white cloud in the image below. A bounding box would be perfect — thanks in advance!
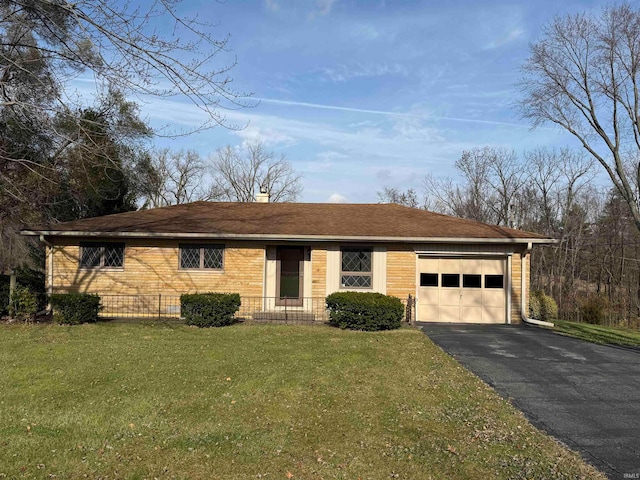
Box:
[484,26,525,50]
[234,124,296,147]
[328,193,348,203]
[298,150,347,173]
[392,116,444,142]
[320,63,409,83]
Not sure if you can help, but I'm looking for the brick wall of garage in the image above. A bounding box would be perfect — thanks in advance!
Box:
[385,244,417,299]
[48,238,265,297]
[510,250,530,325]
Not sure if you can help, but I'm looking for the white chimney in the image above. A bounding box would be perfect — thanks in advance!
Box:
[256,185,270,203]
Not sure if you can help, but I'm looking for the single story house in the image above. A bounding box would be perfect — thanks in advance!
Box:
[21,199,553,323]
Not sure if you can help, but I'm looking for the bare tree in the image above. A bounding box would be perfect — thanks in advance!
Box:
[377,186,421,208]
[522,148,595,306]
[138,149,211,208]
[422,147,521,225]
[524,148,565,234]
[519,3,640,233]
[209,143,302,202]
[0,1,249,132]
[482,148,524,227]
[422,174,491,222]
[1,0,251,270]
[451,148,495,222]
[0,0,250,210]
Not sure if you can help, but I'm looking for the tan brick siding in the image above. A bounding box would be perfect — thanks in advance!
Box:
[510,251,530,324]
[51,238,265,297]
[311,246,327,298]
[49,238,532,323]
[385,244,416,300]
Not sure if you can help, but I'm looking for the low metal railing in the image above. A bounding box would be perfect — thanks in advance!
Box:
[98,294,415,324]
[99,295,330,322]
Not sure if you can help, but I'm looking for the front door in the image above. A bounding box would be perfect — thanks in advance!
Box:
[276,246,304,306]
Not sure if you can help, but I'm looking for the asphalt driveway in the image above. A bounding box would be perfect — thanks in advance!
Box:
[418,323,640,480]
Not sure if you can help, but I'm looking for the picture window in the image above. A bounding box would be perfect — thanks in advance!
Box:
[341,248,372,288]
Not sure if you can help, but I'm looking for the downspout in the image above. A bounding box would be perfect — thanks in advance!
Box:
[39,235,53,313]
[521,242,554,328]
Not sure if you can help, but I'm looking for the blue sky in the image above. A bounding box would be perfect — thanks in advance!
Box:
[112,0,612,203]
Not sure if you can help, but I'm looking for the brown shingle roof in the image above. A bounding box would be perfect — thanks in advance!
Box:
[23,202,551,242]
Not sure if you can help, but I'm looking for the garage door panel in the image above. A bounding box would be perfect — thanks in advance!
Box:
[440,288,460,307]
[418,303,438,322]
[440,306,460,322]
[462,290,482,306]
[483,290,504,307]
[482,306,505,323]
[462,306,483,322]
[463,258,483,273]
[421,258,439,272]
[421,289,439,304]
[440,258,460,271]
[483,260,505,275]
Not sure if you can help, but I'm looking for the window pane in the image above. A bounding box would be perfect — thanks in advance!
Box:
[341,274,372,288]
[420,273,438,287]
[442,274,460,288]
[341,249,372,272]
[181,247,200,269]
[463,274,481,288]
[203,246,223,269]
[485,275,504,289]
[103,244,124,267]
[80,246,101,268]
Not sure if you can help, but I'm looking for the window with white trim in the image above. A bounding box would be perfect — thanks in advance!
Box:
[179,244,224,270]
[80,242,124,269]
[340,247,372,288]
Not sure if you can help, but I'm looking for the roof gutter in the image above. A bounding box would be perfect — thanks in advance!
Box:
[20,230,556,245]
[520,242,554,328]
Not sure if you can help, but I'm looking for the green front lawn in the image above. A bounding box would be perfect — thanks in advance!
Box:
[0,322,602,479]
[554,319,640,348]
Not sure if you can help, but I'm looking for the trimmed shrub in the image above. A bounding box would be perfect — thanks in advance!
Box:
[180,293,241,327]
[13,265,47,311]
[50,293,102,325]
[326,291,404,331]
[529,291,541,320]
[579,294,609,325]
[540,292,558,321]
[529,291,558,322]
[8,285,37,321]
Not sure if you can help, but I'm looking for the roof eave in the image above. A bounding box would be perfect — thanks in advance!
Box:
[21,230,556,244]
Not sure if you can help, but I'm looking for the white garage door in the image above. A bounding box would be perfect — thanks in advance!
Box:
[416,257,507,323]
